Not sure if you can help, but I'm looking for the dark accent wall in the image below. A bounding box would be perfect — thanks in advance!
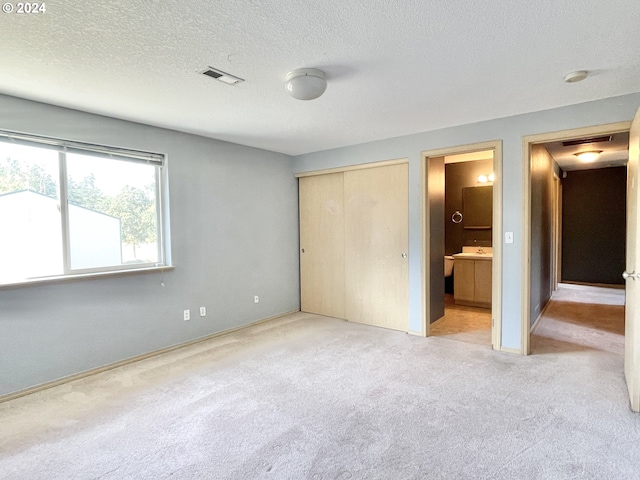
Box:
[444,159,493,256]
[562,167,626,285]
[529,145,554,325]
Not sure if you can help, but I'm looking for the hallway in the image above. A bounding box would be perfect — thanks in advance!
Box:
[531,283,625,354]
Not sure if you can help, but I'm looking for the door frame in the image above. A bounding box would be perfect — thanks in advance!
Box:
[552,173,561,292]
[421,140,503,350]
[521,121,631,355]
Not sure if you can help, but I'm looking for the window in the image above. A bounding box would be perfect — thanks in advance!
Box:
[0,131,168,285]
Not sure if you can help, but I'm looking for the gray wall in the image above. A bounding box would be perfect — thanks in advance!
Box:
[294,93,640,348]
[562,167,626,285]
[0,94,300,396]
[529,145,555,325]
[2,93,640,396]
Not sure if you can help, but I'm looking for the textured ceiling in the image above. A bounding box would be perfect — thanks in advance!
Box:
[1,0,639,155]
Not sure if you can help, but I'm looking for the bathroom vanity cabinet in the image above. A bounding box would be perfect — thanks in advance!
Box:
[452,254,492,308]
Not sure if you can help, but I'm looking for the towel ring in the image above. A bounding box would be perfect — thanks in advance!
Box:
[451,211,463,224]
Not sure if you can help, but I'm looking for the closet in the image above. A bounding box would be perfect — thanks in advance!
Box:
[298,161,409,332]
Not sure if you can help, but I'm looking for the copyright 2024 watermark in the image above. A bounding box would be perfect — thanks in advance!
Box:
[2,2,46,14]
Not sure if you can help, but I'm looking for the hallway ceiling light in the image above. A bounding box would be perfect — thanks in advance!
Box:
[574,150,602,163]
[564,70,588,83]
[285,68,327,100]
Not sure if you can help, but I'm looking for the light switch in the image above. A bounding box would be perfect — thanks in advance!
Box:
[505,232,514,244]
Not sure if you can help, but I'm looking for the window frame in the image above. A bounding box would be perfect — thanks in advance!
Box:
[0,129,171,286]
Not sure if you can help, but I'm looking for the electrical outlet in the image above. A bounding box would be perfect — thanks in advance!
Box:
[200,306,206,317]
[254,295,259,304]
[183,309,190,321]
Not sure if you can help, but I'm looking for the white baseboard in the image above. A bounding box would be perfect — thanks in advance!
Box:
[0,309,300,404]
[530,299,552,334]
[499,346,522,355]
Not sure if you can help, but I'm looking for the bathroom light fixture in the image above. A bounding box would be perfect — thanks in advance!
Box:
[574,150,602,163]
[564,70,588,83]
[285,68,327,100]
[477,173,495,183]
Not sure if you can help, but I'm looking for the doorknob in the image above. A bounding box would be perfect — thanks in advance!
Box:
[301,248,305,253]
[402,253,407,258]
[623,271,636,280]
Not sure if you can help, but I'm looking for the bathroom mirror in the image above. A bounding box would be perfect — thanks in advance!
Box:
[463,185,492,229]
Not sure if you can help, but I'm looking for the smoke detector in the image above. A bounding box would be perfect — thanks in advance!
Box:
[564,70,588,83]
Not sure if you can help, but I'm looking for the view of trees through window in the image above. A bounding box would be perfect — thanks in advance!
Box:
[66,152,158,265]
[0,142,161,283]
[0,154,58,197]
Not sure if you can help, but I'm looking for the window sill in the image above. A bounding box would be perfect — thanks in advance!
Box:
[0,265,175,290]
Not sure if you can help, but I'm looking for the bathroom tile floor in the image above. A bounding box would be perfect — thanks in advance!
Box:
[429,294,492,346]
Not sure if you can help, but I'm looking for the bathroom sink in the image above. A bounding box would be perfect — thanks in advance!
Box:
[453,252,493,260]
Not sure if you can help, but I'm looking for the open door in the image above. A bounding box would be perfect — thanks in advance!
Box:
[625,106,640,412]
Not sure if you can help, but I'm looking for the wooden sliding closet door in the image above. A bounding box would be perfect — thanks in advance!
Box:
[344,163,409,331]
[299,173,346,318]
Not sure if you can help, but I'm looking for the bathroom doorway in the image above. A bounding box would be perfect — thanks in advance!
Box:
[421,141,503,350]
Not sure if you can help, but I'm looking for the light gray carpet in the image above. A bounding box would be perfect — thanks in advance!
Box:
[2,309,640,479]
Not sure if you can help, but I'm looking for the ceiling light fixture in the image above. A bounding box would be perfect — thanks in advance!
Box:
[564,70,588,83]
[285,68,327,100]
[574,150,602,163]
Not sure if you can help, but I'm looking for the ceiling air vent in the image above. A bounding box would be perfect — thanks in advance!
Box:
[562,136,612,147]
[200,67,244,85]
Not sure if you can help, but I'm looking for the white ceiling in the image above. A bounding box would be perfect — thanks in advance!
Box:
[1,0,639,156]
